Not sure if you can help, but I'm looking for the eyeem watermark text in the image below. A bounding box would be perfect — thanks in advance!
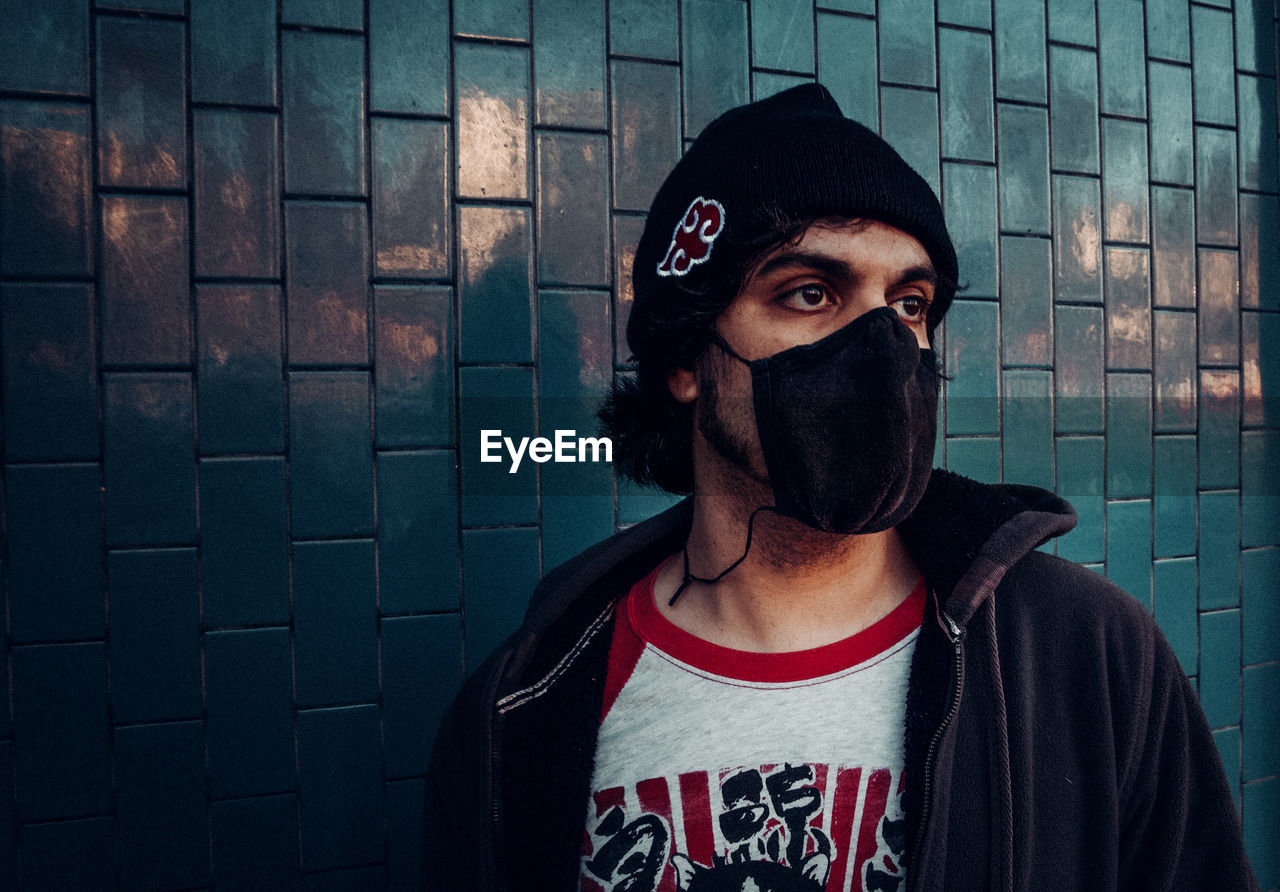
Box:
[480,430,613,474]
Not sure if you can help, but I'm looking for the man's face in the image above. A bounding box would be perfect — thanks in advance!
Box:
[670,219,938,485]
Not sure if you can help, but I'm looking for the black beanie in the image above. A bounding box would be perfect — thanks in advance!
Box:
[628,83,957,383]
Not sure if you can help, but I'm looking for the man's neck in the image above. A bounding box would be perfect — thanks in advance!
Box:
[653,488,923,653]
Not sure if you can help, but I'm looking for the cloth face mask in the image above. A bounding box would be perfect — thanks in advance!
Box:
[710,305,940,534]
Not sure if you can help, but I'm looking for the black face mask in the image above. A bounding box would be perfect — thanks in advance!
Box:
[710,306,940,534]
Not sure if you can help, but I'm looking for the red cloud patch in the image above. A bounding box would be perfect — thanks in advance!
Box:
[656,197,725,277]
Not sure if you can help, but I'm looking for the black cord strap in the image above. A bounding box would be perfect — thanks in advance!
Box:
[669,504,779,606]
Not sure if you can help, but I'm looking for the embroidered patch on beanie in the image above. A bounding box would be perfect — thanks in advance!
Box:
[656,196,725,277]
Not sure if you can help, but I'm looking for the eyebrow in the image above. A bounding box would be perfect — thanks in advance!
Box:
[753,250,938,289]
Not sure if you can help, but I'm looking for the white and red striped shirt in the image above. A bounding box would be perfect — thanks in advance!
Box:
[579,561,926,892]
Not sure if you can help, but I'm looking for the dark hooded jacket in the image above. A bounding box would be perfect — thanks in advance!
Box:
[423,471,1258,891]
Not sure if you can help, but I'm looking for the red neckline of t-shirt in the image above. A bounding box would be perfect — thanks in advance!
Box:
[626,560,927,684]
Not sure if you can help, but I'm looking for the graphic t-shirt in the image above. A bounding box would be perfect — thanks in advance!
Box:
[579,561,925,892]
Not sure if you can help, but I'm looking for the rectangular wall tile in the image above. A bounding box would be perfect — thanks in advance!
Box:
[1145,0,1189,62]
[206,628,294,798]
[1047,0,1094,45]
[1196,127,1238,247]
[108,548,200,723]
[945,436,1000,484]
[2,284,97,461]
[1243,548,1280,665]
[879,0,936,88]
[612,60,681,212]
[751,0,815,74]
[1191,6,1235,126]
[1243,430,1280,548]
[370,0,448,114]
[997,104,1050,235]
[1235,0,1276,75]
[200,457,289,627]
[613,216,645,360]
[375,286,453,447]
[115,722,209,888]
[191,0,277,106]
[282,0,362,29]
[463,527,540,672]
[1000,236,1052,367]
[1154,435,1197,557]
[1104,247,1151,370]
[1241,194,1280,312]
[1048,47,1099,175]
[938,0,990,29]
[1056,436,1105,563]
[994,0,1045,103]
[387,779,427,889]
[377,450,459,613]
[818,13,878,127]
[1244,664,1279,782]
[1097,0,1146,117]
[881,87,940,196]
[289,372,373,538]
[458,206,533,363]
[1106,499,1152,608]
[212,796,299,889]
[1243,310,1279,428]
[1153,556,1197,674]
[611,0,679,60]
[1153,310,1196,431]
[96,18,185,189]
[1052,175,1103,304]
[0,0,87,93]
[1054,305,1104,434]
[282,31,365,196]
[939,28,993,163]
[382,615,463,778]
[373,118,449,279]
[455,43,530,201]
[945,300,1000,435]
[197,285,284,454]
[459,366,537,526]
[1199,370,1239,489]
[455,0,528,39]
[1106,372,1152,497]
[535,0,607,127]
[1244,780,1280,890]
[1198,490,1240,610]
[295,540,378,708]
[1002,370,1053,490]
[299,705,383,870]
[13,643,110,820]
[6,464,102,643]
[1199,609,1240,728]
[102,196,190,366]
[1148,62,1194,187]
[285,201,369,366]
[682,0,749,135]
[1198,248,1240,366]
[104,373,195,546]
[1102,119,1149,244]
[194,111,280,279]
[1214,726,1242,809]
[537,132,609,286]
[0,102,92,276]
[1151,187,1196,309]
[21,817,113,890]
[943,163,998,297]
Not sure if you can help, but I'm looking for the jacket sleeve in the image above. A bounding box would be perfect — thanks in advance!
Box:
[1116,620,1260,892]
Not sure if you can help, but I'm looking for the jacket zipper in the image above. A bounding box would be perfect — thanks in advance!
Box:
[909,612,965,891]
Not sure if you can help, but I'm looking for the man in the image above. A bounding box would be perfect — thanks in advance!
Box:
[425,85,1257,891]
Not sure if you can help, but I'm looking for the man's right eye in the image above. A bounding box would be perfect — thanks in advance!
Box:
[778,284,833,312]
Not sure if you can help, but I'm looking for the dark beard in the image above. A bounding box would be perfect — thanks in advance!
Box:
[695,350,765,485]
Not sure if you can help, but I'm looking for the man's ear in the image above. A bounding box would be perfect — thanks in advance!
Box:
[667,365,697,404]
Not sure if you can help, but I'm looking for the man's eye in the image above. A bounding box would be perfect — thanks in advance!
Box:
[892,294,928,321]
[779,285,832,311]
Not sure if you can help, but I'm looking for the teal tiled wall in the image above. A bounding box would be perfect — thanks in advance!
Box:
[0,0,1276,886]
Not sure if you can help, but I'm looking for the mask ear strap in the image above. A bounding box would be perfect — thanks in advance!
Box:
[669,504,779,606]
[708,329,750,365]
